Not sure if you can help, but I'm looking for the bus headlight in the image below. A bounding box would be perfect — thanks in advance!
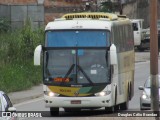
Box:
[95,91,111,96]
[44,91,60,97]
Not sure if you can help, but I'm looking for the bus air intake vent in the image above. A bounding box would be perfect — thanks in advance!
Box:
[62,12,118,21]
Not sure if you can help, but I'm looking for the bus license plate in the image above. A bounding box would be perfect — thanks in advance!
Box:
[71,100,81,104]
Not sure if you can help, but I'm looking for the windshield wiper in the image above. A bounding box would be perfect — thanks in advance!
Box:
[63,64,94,85]
[64,64,75,78]
[77,65,94,85]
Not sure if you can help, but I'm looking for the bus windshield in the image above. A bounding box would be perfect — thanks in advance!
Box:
[46,30,110,47]
[44,30,111,86]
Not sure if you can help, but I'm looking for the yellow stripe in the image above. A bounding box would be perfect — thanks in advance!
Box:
[48,86,91,97]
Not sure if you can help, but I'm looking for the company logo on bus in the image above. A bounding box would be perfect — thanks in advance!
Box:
[74,91,79,97]
[60,89,71,93]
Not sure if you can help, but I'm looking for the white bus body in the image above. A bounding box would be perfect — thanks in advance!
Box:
[34,13,135,116]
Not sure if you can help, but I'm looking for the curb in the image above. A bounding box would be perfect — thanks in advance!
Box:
[8,52,155,105]
[8,84,43,105]
[11,94,43,105]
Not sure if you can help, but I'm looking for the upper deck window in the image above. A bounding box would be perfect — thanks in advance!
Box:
[46,30,110,47]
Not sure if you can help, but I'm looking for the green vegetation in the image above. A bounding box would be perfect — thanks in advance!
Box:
[0,18,11,33]
[100,1,113,12]
[99,1,120,13]
[0,18,44,93]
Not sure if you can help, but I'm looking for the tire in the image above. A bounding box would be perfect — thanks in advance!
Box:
[137,42,146,52]
[140,99,145,111]
[50,107,59,116]
[105,107,113,113]
[105,87,119,113]
[120,87,129,110]
[64,108,81,113]
[120,101,129,110]
[114,105,119,112]
[137,47,145,52]
[129,83,132,100]
[114,87,119,112]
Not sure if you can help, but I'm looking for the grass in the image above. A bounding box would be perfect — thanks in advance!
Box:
[0,18,44,93]
[0,61,42,93]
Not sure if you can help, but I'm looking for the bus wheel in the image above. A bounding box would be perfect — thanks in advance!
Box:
[50,107,59,116]
[105,107,113,113]
[120,101,129,110]
[114,87,119,112]
[64,108,81,112]
[114,105,119,112]
[120,95,129,110]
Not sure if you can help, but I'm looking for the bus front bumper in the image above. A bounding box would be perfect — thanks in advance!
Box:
[44,95,113,108]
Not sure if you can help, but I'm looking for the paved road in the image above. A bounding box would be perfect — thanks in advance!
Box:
[13,61,157,120]
[9,51,152,105]
[14,61,150,111]
[14,53,157,117]
[8,51,160,120]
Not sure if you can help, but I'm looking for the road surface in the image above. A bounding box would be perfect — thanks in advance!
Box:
[13,52,159,119]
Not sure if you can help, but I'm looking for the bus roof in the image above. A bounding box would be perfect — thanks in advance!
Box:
[45,20,113,30]
[62,12,119,20]
[45,12,130,31]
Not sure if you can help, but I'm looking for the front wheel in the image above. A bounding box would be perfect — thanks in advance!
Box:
[120,101,129,110]
[120,94,129,110]
[50,107,59,116]
[64,108,81,112]
[114,104,119,112]
[105,107,113,113]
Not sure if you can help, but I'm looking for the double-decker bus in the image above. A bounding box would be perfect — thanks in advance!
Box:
[34,12,135,116]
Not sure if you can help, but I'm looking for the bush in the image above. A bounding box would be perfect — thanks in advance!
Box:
[0,18,44,93]
[20,18,43,62]
[0,61,42,93]
[0,18,44,63]
[0,18,11,33]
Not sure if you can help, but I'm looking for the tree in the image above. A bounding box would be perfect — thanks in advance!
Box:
[99,0,120,13]
[99,0,113,12]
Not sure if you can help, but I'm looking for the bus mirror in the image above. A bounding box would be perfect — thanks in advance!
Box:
[110,44,117,65]
[34,45,42,66]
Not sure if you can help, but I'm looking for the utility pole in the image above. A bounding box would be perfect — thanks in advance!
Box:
[150,0,159,119]
[118,0,122,14]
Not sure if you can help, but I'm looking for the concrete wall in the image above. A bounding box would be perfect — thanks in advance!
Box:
[0,4,10,20]
[44,0,88,24]
[123,0,160,28]
[0,0,37,5]
[0,4,44,29]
